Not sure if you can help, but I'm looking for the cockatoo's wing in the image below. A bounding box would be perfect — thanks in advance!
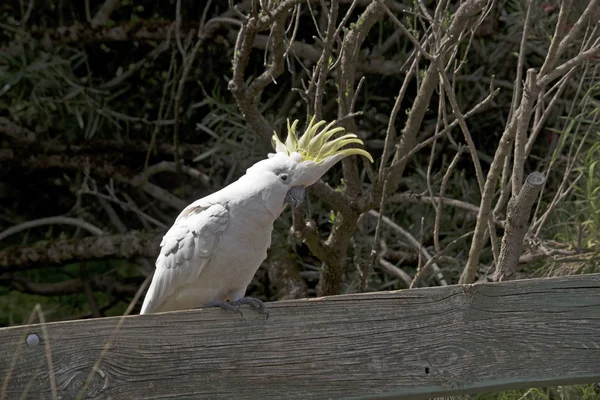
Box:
[140,203,229,314]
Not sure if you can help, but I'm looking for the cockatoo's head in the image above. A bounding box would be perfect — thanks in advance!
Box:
[247,117,373,209]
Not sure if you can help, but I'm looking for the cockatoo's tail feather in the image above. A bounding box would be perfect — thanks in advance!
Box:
[272,116,374,164]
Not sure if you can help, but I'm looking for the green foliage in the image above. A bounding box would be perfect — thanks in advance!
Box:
[577,117,600,249]
[544,81,600,252]
[190,83,274,175]
[471,384,600,400]
[0,259,140,326]
[0,42,122,140]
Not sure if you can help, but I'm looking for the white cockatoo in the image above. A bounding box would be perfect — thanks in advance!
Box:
[140,118,373,315]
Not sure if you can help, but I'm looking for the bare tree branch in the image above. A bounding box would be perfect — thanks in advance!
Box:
[316,0,392,296]
[493,172,545,282]
[0,231,163,272]
[460,69,539,284]
[91,0,121,27]
[2,274,138,296]
[228,3,291,143]
[267,246,308,300]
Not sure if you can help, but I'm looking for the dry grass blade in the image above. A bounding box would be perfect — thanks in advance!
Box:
[76,275,151,399]
[35,305,57,400]
[1,304,57,400]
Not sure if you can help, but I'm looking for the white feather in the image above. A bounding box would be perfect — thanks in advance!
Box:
[140,203,229,314]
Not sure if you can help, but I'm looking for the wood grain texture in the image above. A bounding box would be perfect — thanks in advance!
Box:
[1,274,600,400]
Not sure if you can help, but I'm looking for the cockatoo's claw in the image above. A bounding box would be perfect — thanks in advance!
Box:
[206,299,244,317]
[232,297,270,320]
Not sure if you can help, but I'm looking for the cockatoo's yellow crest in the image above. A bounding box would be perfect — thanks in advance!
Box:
[271,117,374,163]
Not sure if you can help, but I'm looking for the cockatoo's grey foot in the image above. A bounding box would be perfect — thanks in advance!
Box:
[231,297,269,319]
[205,299,243,317]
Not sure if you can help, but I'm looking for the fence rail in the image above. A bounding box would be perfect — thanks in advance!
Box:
[1,274,600,399]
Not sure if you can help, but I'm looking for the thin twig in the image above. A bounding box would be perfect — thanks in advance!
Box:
[383,86,500,187]
[0,217,106,241]
[362,178,388,292]
[79,178,168,229]
[100,40,170,89]
[91,0,121,27]
[173,0,214,172]
[308,0,339,119]
[386,192,481,216]
[376,0,433,60]
[434,147,464,251]
[411,231,474,288]
[20,0,34,26]
[81,264,102,318]
[525,69,576,158]
[436,63,500,262]
[368,211,448,286]
[435,59,484,192]
[507,0,533,124]
[145,49,178,169]
[511,0,534,197]
[532,110,599,236]
[378,256,412,287]
[379,57,418,180]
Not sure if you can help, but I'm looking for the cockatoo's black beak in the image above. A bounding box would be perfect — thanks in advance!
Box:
[284,186,305,207]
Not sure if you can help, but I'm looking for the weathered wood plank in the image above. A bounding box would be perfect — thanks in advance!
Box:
[1,274,599,400]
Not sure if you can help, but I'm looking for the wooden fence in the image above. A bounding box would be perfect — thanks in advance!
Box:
[1,274,599,399]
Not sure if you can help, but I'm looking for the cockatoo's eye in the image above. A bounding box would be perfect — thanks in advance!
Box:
[279,173,289,183]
